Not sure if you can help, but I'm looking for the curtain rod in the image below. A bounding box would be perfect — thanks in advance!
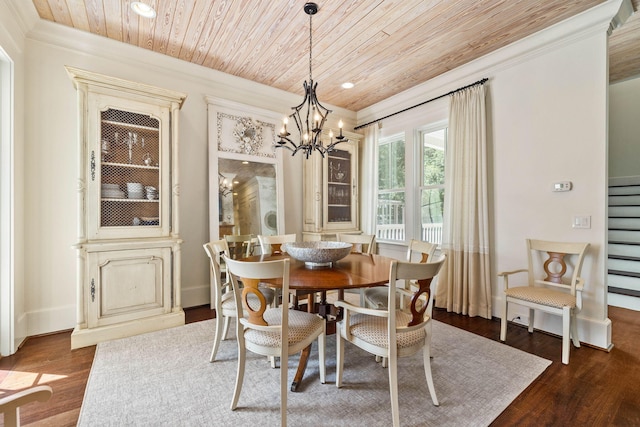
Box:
[354,77,489,130]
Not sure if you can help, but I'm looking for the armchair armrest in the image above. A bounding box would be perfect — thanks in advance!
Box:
[0,385,53,427]
[334,300,388,318]
[497,268,527,290]
[497,268,527,277]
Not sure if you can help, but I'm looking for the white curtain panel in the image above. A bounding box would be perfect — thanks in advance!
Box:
[435,84,492,318]
[360,123,380,236]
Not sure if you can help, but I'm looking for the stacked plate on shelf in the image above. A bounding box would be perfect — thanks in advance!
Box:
[127,182,144,199]
[101,183,125,199]
[145,186,158,200]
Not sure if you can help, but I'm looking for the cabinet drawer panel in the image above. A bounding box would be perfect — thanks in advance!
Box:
[88,248,172,328]
[101,257,163,314]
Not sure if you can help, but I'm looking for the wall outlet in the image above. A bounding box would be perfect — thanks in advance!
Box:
[512,316,529,326]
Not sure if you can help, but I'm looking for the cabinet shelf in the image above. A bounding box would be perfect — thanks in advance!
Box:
[102,161,159,170]
[101,198,159,202]
[102,120,159,133]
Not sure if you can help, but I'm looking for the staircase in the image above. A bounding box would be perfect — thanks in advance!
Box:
[608,176,640,311]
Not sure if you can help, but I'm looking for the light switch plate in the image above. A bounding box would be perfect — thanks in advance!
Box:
[572,215,591,229]
[553,181,572,192]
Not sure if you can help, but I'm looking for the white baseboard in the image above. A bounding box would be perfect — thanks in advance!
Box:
[26,304,76,337]
[181,283,211,309]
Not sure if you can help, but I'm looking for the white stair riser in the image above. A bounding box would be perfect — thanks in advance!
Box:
[609,206,640,217]
[609,185,640,196]
[608,230,640,243]
[608,217,640,230]
[609,243,640,257]
[609,195,640,206]
[608,258,640,273]
[608,274,640,292]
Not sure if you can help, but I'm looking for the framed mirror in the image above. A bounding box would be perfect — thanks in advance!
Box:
[207,97,284,244]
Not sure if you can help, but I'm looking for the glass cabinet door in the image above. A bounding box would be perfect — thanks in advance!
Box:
[87,95,170,240]
[326,149,353,224]
[100,108,160,227]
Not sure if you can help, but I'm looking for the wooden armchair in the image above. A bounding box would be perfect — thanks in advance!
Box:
[0,385,53,427]
[499,239,590,364]
[203,240,274,362]
[225,256,326,426]
[335,256,445,427]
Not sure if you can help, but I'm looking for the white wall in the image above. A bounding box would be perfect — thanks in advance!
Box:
[0,0,28,354]
[609,76,640,178]
[14,16,355,336]
[359,2,620,349]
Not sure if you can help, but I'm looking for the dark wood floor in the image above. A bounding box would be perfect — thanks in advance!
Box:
[1,305,639,426]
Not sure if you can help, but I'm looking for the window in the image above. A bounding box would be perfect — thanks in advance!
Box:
[377,134,405,241]
[419,128,446,244]
[376,125,446,245]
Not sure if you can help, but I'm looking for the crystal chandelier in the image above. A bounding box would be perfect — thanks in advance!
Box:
[276,2,347,158]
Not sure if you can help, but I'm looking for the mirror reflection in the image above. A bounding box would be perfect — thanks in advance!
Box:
[218,158,278,238]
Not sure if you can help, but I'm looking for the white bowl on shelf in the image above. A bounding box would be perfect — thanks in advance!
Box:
[126,182,143,192]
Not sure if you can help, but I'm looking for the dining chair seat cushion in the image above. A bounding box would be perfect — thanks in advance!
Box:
[221,287,275,312]
[244,309,324,348]
[505,286,576,308]
[348,311,426,349]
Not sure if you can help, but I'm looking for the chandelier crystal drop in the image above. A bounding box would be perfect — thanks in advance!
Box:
[276,2,347,158]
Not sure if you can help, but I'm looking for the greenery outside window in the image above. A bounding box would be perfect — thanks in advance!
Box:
[377,134,405,242]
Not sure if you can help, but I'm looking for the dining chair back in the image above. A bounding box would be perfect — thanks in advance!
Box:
[337,233,376,254]
[334,256,446,427]
[203,240,274,362]
[0,385,53,427]
[225,256,326,427]
[257,233,297,255]
[224,234,255,259]
[336,233,376,305]
[364,239,438,309]
[499,239,590,364]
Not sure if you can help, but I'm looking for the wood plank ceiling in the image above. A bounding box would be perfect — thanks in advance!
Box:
[31,0,639,111]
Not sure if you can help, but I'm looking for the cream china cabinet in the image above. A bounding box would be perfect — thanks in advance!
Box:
[303,132,361,241]
[67,66,186,349]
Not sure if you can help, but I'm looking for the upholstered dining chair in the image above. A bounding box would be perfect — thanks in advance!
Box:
[225,256,326,427]
[336,233,376,306]
[500,239,590,365]
[203,241,275,362]
[224,234,255,259]
[334,256,445,427]
[257,233,297,255]
[0,385,53,427]
[337,233,376,255]
[364,239,438,310]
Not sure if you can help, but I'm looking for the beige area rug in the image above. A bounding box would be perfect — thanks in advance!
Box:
[78,319,550,427]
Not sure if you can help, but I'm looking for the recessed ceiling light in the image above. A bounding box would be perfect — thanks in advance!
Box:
[341,82,355,89]
[131,2,156,18]
[242,161,249,164]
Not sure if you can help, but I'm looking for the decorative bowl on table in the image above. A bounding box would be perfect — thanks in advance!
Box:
[282,241,352,269]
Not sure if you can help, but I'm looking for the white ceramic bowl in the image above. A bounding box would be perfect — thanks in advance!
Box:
[127,182,143,191]
[282,241,352,268]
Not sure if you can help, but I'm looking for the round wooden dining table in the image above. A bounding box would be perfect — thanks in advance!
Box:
[241,251,396,391]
